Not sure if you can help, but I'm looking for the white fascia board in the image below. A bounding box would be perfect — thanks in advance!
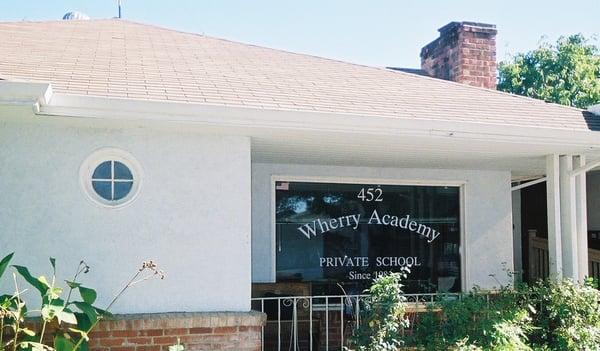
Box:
[30,92,600,149]
[0,81,53,107]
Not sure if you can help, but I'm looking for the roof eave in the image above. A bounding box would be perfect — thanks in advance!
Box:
[1,81,599,149]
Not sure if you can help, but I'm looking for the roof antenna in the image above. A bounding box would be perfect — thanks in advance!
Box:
[118,0,122,19]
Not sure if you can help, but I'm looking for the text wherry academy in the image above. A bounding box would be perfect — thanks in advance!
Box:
[297,209,441,243]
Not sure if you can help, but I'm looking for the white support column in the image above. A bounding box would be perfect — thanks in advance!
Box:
[560,155,578,280]
[575,155,589,281]
[512,189,523,282]
[546,154,563,278]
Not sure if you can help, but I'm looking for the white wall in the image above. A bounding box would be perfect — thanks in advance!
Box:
[252,163,514,291]
[588,171,600,231]
[0,107,252,313]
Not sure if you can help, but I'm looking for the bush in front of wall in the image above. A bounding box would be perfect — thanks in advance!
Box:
[411,279,600,350]
[346,271,409,351]
[527,278,600,350]
[0,253,164,351]
[412,286,532,350]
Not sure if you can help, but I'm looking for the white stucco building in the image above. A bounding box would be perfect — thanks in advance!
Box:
[0,19,598,351]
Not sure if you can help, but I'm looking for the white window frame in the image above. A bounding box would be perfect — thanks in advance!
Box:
[270,175,468,292]
[80,148,143,208]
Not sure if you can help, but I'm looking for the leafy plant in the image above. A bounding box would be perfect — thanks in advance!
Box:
[527,278,600,350]
[498,34,600,109]
[413,286,532,351]
[412,278,600,350]
[346,270,409,351]
[0,253,164,351]
[168,338,184,351]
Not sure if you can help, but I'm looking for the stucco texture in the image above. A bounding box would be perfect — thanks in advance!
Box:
[0,106,252,313]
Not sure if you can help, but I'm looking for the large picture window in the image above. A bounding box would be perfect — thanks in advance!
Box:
[275,180,461,295]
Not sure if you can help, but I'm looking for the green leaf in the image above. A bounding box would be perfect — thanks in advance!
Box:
[21,328,36,337]
[49,286,64,300]
[20,341,49,351]
[57,308,78,325]
[50,257,56,271]
[68,328,89,341]
[93,306,112,318]
[75,312,92,331]
[0,252,14,279]
[38,276,51,289]
[78,340,89,351]
[41,303,60,320]
[78,286,97,305]
[73,301,98,324]
[65,280,81,289]
[54,334,75,351]
[41,298,67,321]
[0,294,14,309]
[13,265,48,294]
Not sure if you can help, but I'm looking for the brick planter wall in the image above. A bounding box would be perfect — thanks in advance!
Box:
[88,312,266,351]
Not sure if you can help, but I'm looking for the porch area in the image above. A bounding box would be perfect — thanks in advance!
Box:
[250,292,456,351]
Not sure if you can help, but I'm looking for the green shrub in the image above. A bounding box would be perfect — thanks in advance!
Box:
[413,287,532,350]
[527,278,600,350]
[0,253,164,351]
[346,271,409,351]
[412,279,600,350]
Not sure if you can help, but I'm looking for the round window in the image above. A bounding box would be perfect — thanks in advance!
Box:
[81,149,142,207]
[92,161,134,201]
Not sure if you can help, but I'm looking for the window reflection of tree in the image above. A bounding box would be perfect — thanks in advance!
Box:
[275,182,462,294]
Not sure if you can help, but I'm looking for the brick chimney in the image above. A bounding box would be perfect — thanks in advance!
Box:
[420,21,497,89]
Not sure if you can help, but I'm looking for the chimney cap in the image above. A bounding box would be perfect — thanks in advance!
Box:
[438,21,497,35]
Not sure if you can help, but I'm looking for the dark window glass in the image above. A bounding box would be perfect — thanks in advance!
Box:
[275,181,461,295]
[92,161,112,179]
[91,160,135,201]
[114,181,133,200]
[114,161,133,180]
[92,180,112,201]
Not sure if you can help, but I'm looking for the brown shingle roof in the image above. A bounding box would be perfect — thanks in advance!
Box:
[0,19,598,131]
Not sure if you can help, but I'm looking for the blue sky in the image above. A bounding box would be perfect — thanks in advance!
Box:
[1,0,598,68]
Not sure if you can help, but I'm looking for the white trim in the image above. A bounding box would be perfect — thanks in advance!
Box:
[575,155,588,281]
[79,148,143,209]
[511,177,547,191]
[460,183,467,292]
[0,81,52,106]
[559,155,578,279]
[546,154,563,278]
[270,176,277,282]
[269,174,468,292]
[35,92,600,149]
[2,81,600,149]
[569,160,600,177]
[271,174,466,187]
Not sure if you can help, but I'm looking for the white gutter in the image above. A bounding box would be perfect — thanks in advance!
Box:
[0,81,52,107]
[38,93,600,148]
[2,81,600,149]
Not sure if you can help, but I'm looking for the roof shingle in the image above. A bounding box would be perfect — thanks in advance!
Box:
[0,19,598,131]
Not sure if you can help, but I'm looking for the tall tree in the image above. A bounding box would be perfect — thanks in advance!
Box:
[497,34,600,109]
